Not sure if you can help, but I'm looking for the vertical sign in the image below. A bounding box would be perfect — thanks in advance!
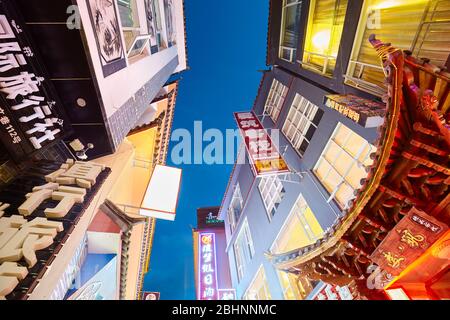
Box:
[198,233,218,300]
[234,111,289,176]
[142,292,161,300]
[0,2,71,161]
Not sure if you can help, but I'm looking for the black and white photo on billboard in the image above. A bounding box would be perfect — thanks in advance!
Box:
[144,0,160,53]
[86,0,126,77]
[163,0,176,47]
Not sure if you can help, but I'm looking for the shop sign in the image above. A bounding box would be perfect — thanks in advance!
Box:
[324,94,385,128]
[0,159,109,299]
[197,207,223,229]
[234,111,289,176]
[311,283,354,300]
[218,289,236,300]
[0,2,71,161]
[198,233,218,300]
[142,291,160,300]
[370,207,448,276]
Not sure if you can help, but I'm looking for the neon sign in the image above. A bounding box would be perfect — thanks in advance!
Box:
[198,233,218,300]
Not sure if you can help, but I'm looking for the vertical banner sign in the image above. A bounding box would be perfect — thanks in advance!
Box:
[198,233,218,300]
[370,208,448,276]
[0,2,71,161]
[234,111,289,176]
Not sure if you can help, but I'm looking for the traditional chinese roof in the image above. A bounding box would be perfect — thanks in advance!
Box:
[266,36,450,293]
[265,0,274,66]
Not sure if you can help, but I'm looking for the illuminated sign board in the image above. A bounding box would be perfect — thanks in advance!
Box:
[234,111,289,177]
[197,207,223,229]
[324,94,385,128]
[0,159,110,300]
[0,2,72,161]
[142,291,161,300]
[140,165,182,221]
[198,233,218,300]
[218,289,236,300]
[309,283,354,300]
[370,207,448,276]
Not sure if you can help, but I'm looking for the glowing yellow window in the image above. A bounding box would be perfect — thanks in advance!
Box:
[345,0,449,97]
[302,0,349,76]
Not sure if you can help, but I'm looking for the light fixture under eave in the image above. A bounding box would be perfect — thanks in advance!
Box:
[139,164,182,221]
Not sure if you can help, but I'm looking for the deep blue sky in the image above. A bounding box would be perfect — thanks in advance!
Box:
[143,1,269,299]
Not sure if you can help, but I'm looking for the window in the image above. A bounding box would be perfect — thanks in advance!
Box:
[282,94,324,157]
[258,175,285,219]
[313,123,377,209]
[272,194,324,255]
[345,0,450,97]
[271,194,323,299]
[228,184,243,233]
[234,220,255,281]
[243,266,272,300]
[277,270,316,300]
[264,79,288,122]
[301,0,348,75]
[279,0,303,62]
[118,0,142,50]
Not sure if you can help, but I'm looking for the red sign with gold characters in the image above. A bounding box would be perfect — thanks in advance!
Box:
[370,208,448,276]
[234,111,289,176]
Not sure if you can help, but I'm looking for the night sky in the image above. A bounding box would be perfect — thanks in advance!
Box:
[142,1,269,299]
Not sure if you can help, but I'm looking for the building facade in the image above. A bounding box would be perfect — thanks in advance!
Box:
[0,0,186,300]
[219,0,449,300]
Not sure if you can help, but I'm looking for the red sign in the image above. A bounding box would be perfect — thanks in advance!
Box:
[198,233,218,300]
[310,283,354,300]
[234,111,289,176]
[142,292,160,300]
[370,208,448,276]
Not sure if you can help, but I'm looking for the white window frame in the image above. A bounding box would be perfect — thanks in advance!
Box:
[127,34,151,58]
[243,265,272,300]
[278,0,302,62]
[282,94,322,157]
[234,219,255,282]
[227,184,244,233]
[258,175,285,220]
[271,194,322,256]
[264,79,288,122]
[313,122,376,209]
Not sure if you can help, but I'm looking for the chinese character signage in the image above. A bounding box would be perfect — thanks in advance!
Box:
[197,207,224,229]
[311,283,354,300]
[0,159,110,299]
[142,291,161,300]
[198,233,218,300]
[324,94,385,128]
[234,111,289,177]
[370,207,448,276]
[218,289,236,300]
[0,2,72,161]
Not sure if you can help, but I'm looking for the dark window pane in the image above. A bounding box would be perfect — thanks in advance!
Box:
[312,109,324,125]
[281,2,302,48]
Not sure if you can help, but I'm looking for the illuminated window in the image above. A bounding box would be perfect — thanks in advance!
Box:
[301,0,348,75]
[313,123,376,209]
[272,194,324,254]
[345,0,450,97]
[282,94,324,157]
[258,175,285,219]
[243,266,272,300]
[271,194,323,299]
[279,0,303,62]
[277,271,316,300]
[228,184,243,233]
[234,220,255,281]
[264,79,288,122]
